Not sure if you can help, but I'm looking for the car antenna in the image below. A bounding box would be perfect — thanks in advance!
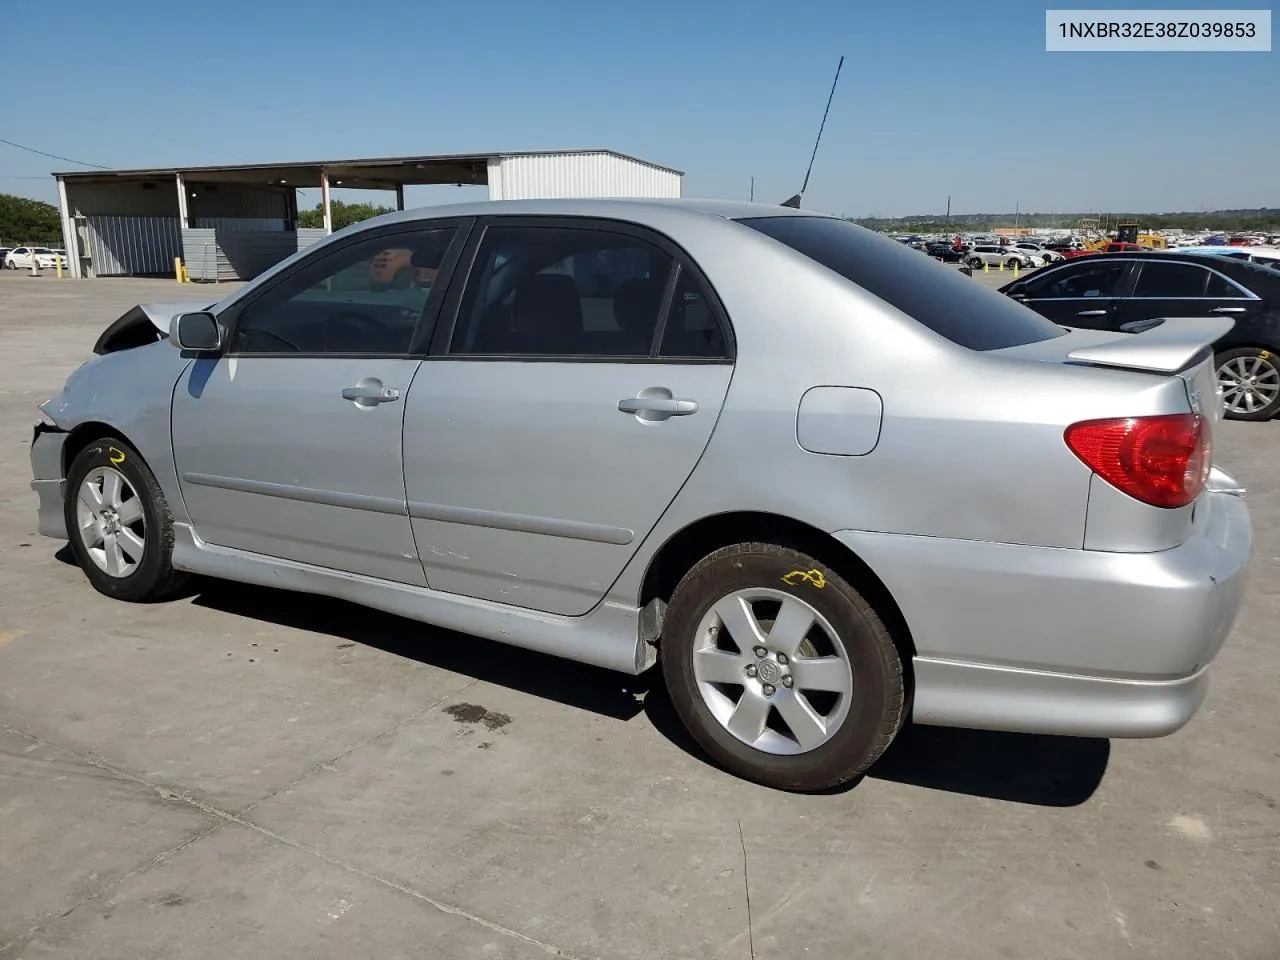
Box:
[781,55,844,209]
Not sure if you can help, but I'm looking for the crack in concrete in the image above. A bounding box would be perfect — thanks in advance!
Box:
[0,691,583,960]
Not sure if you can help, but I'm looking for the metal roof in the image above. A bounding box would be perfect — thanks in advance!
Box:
[53,149,684,189]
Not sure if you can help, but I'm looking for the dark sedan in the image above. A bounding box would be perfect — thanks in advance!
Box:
[1000,252,1280,420]
[924,242,965,262]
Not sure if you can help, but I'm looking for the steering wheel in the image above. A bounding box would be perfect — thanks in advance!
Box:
[240,327,303,353]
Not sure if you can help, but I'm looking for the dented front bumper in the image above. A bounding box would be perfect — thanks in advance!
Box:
[30,421,68,540]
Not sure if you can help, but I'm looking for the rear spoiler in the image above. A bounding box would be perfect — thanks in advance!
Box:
[1065,317,1234,374]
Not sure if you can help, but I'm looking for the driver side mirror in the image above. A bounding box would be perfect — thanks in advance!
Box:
[170,312,222,351]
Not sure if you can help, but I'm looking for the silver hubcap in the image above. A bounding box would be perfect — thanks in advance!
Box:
[692,588,853,756]
[1218,356,1280,415]
[75,466,145,578]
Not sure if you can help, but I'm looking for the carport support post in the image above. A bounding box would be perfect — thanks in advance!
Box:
[55,176,81,279]
[175,172,189,229]
[395,184,405,211]
[320,168,332,235]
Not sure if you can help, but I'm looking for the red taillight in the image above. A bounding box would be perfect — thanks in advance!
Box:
[1064,413,1211,509]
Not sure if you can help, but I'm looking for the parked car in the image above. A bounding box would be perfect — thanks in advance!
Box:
[1012,241,1064,265]
[29,199,1251,791]
[4,246,60,270]
[963,244,1037,270]
[1001,251,1280,420]
[923,242,964,262]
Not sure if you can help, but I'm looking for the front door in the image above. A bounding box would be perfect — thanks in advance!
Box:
[1016,257,1135,328]
[402,219,734,616]
[171,221,465,584]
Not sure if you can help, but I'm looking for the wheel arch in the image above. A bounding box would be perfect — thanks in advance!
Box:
[62,422,143,477]
[639,511,917,664]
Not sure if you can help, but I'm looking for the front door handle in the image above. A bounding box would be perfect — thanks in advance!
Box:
[342,379,400,406]
[1213,306,1247,313]
[618,393,698,421]
[1076,309,1109,317]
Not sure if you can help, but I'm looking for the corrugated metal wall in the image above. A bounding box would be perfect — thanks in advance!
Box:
[182,229,331,282]
[487,153,682,200]
[86,216,182,276]
[187,183,290,222]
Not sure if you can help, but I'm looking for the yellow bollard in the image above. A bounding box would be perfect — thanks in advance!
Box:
[55,256,63,279]
[998,260,1004,271]
[174,257,184,282]
[182,264,189,283]
[983,261,989,273]
[1013,261,1020,277]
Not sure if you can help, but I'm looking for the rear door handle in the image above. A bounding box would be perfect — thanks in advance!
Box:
[342,379,400,406]
[1076,309,1109,317]
[1213,306,1247,313]
[618,396,698,421]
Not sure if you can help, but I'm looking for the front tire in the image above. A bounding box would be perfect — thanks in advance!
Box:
[1216,347,1280,421]
[661,543,905,791]
[64,437,189,602]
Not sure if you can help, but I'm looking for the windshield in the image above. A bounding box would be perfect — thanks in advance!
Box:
[737,216,1066,351]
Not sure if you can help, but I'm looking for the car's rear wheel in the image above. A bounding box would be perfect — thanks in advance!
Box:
[967,256,983,269]
[1042,254,1054,265]
[1216,347,1280,421]
[64,437,189,602]
[661,543,905,791]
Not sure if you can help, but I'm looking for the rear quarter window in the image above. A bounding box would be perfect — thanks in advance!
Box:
[738,216,1066,351]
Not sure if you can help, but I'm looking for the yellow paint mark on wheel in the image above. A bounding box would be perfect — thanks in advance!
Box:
[108,447,126,465]
[781,569,826,588]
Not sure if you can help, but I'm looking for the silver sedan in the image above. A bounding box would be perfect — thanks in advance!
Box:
[30,199,1252,791]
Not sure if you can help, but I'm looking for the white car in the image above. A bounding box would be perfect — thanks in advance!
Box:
[4,246,62,270]
[1012,241,1064,265]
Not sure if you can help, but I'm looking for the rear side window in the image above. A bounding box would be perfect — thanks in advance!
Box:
[738,216,1065,350]
[1132,262,1209,298]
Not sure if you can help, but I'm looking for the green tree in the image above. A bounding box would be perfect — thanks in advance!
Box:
[296,199,396,231]
[0,193,62,245]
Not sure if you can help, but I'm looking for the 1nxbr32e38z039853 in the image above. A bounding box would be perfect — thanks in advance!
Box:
[30,198,1252,791]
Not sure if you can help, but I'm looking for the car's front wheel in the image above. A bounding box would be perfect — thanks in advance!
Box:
[661,543,905,791]
[64,437,189,602]
[1216,347,1280,421]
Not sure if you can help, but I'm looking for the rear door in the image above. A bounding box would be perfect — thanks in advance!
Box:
[402,217,734,616]
[1114,259,1265,333]
[1013,257,1136,328]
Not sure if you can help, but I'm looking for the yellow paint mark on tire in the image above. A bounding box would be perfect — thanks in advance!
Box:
[781,569,826,588]
[108,447,126,465]
[1259,350,1271,361]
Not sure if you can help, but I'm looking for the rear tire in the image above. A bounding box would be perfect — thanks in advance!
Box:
[1216,347,1280,421]
[967,256,983,269]
[64,437,189,602]
[661,543,905,792]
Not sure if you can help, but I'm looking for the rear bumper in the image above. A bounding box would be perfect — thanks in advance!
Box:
[30,423,68,540]
[835,481,1251,739]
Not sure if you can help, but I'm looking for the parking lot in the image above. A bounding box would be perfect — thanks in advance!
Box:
[1,271,1277,960]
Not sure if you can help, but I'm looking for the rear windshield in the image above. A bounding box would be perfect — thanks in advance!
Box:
[738,216,1066,351]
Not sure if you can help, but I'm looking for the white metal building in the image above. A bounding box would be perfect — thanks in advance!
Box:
[53,149,683,280]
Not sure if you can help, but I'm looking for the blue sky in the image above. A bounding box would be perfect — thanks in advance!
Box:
[0,0,1274,217]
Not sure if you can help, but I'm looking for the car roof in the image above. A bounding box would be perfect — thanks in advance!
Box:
[356,197,828,231]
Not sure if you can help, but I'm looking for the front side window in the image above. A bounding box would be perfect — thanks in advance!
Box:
[230,226,456,355]
[450,225,677,357]
[1027,261,1130,299]
[1131,262,1209,298]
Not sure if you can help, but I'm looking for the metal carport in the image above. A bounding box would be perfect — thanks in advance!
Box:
[53,149,683,280]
